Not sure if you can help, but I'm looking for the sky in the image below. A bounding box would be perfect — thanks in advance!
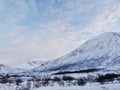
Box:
[0,0,120,66]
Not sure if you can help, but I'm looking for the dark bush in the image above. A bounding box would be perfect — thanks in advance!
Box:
[62,76,75,81]
[15,79,22,85]
[96,73,120,83]
[53,76,61,82]
[0,77,8,84]
[77,78,87,86]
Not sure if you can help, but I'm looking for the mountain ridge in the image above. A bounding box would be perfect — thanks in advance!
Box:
[0,32,120,74]
[32,32,120,72]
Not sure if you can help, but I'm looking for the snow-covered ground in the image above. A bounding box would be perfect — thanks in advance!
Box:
[34,83,120,90]
[0,84,16,90]
[0,83,120,90]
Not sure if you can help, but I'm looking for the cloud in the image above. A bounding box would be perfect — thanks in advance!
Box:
[7,21,81,62]
[0,0,120,66]
[84,0,120,34]
[0,0,5,12]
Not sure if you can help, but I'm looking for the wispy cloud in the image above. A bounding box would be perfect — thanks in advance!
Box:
[84,0,120,34]
[0,0,120,65]
[0,0,5,12]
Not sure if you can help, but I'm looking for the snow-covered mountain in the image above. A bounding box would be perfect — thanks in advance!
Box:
[0,32,120,90]
[14,60,46,70]
[0,64,25,75]
[1,32,120,75]
[33,32,120,72]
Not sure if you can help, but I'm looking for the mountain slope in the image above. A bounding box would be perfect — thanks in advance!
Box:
[14,60,46,70]
[34,32,120,72]
[0,64,25,75]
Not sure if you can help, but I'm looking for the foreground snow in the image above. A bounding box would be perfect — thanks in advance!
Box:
[34,83,120,90]
[0,82,120,90]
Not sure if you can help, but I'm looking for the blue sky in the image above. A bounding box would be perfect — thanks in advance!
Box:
[0,0,120,66]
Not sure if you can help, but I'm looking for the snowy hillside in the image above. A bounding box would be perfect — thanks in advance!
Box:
[33,32,120,72]
[0,64,25,75]
[14,59,46,70]
[2,32,119,75]
[0,32,120,90]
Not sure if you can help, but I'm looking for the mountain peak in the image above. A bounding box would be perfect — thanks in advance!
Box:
[17,32,120,72]
[34,32,120,72]
[73,32,120,58]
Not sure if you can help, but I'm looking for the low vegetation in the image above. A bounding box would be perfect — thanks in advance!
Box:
[0,69,120,90]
